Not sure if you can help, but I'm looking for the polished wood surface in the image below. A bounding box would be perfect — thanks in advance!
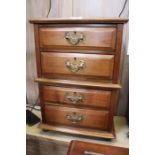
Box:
[35,78,121,89]
[31,18,127,139]
[41,52,114,79]
[67,140,129,155]
[44,105,109,130]
[39,27,116,51]
[27,0,129,117]
[42,85,111,109]
[34,25,41,76]
[39,123,115,139]
[30,18,128,24]
[113,24,124,83]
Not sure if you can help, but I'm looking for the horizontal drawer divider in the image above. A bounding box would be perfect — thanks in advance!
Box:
[44,102,110,111]
[39,49,116,55]
[35,78,121,89]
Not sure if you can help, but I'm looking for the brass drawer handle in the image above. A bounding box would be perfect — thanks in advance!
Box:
[66,112,84,124]
[84,151,105,155]
[65,92,84,104]
[65,58,85,73]
[64,31,85,45]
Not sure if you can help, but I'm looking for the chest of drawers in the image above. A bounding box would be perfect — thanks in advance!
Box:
[30,18,128,139]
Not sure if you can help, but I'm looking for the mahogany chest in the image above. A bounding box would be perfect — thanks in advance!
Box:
[30,18,128,139]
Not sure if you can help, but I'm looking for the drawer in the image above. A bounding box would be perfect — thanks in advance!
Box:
[41,52,114,80]
[67,141,129,155]
[44,105,109,130]
[42,86,111,109]
[39,27,116,51]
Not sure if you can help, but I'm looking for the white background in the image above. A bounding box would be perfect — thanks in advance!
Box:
[0,0,155,154]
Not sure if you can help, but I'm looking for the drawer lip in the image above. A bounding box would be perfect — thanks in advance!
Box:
[44,104,110,130]
[35,78,121,89]
[42,85,111,109]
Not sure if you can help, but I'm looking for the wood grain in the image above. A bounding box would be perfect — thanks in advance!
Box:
[41,52,114,80]
[35,78,121,89]
[73,0,128,18]
[47,0,73,17]
[30,18,127,139]
[67,140,129,155]
[39,27,116,51]
[112,24,124,83]
[42,85,111,109]
[27,0,128,117]
[39,123,115,139]
[26,0,50,104]
[44,105,109,130]
[30,19,126,139]
[34,25,42,76]
[47,0,129,18]
[30,18,128,24]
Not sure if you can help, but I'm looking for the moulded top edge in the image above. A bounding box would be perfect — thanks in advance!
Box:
[29,17,129,24]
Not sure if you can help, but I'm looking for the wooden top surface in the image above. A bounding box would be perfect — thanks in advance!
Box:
[29,17,128,24]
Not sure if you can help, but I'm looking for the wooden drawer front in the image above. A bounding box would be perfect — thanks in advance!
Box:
[67,141,129,155]
[44,105,109,130]
[39,27,116,51]
[42,86,111,109]
[41,52,114,79]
